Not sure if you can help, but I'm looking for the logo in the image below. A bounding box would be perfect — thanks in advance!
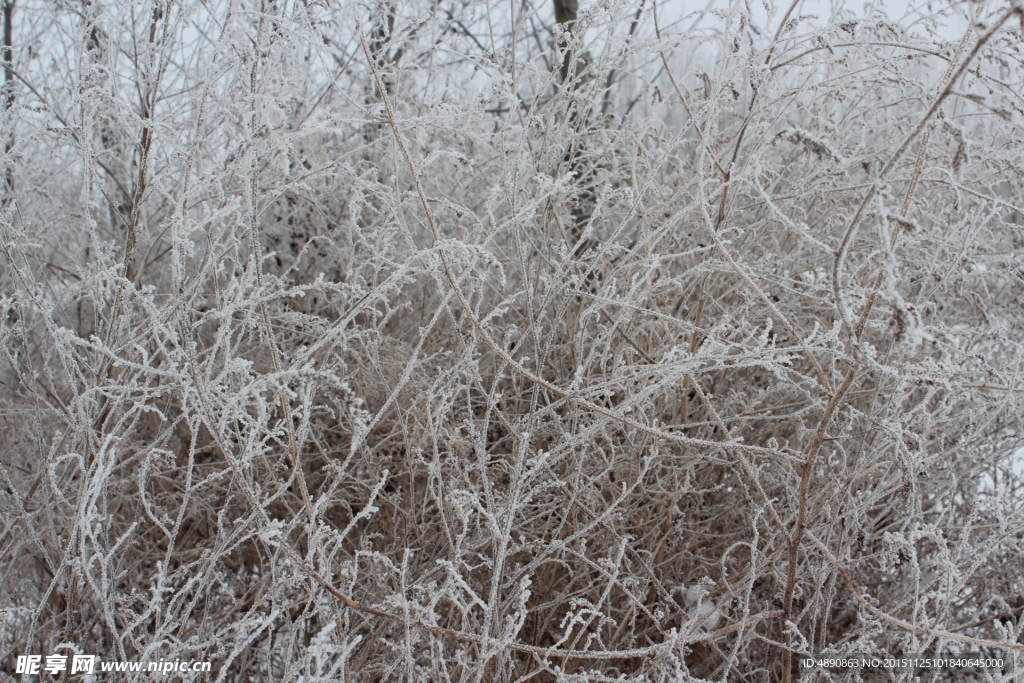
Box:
[16,654,96,675]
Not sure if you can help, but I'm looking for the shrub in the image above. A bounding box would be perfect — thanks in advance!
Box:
[2,0,1023,680]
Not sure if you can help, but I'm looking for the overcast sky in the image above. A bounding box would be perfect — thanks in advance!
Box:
[643,0,970,41]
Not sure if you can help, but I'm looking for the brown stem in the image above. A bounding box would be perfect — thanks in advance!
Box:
[781,367,855,682]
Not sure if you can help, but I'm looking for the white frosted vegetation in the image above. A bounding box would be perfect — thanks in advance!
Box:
[1,0,1023,680]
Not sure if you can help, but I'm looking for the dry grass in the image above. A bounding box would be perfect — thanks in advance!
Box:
[2,0,1024,680]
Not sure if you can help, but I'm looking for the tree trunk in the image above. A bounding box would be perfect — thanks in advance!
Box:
[552,0,578,82]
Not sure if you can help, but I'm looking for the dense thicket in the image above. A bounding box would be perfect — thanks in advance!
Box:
[2,0,1023,680]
